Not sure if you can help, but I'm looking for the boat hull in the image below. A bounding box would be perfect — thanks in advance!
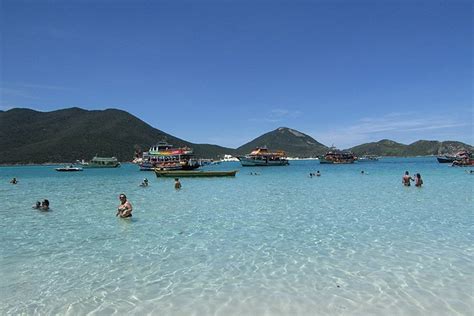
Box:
[237,157,289,166]
[82,163,121,168]
[55,168,83,172]
[437,156,456,163]
[154,170,238,177]
[319,158,355,164]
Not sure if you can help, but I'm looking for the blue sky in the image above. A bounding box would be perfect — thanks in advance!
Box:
[1,0,472,149]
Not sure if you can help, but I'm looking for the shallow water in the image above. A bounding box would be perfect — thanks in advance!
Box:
[1,158,473,315]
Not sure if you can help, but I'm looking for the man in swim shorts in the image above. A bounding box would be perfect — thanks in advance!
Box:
[402,171,413,186]
[116,194,133,218]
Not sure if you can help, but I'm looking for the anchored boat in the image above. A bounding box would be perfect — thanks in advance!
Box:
[154,169,238,177]
[319,147,356,164]
[237,147,289,166]
[139,141,200,171]
[78,156,120,168]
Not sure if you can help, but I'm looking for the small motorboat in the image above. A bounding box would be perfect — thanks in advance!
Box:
[55,165,83,172]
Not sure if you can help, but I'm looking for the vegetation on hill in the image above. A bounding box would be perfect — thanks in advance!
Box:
[0,108,236,164]
[349,139,408,156]
[237,127,328,157]
[349,139,473,157]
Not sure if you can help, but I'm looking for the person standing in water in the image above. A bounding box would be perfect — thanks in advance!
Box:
[174,178,182,190]
[402,171,413,186]
[116,194,133,218]
[41,199,50,211]
[415,173,423,187]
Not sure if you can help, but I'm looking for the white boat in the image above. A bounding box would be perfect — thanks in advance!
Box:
[220,154,239,162]
[55,165,83,172]
[357,155,379,162]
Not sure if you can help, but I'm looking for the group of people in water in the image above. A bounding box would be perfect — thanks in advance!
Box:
[7,167,433,220]
[32,199,50,211]
[402,171,423,187]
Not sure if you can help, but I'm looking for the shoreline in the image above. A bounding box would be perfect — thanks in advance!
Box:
[0,156,441,167]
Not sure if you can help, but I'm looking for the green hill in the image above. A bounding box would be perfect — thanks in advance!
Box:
[237,127,328,157]
[349,139,407,156]
[0,107,236,164]
[350,139,473,156]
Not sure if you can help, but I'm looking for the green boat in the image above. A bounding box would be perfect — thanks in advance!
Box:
[78,156,121,168]
[154,169,238,178]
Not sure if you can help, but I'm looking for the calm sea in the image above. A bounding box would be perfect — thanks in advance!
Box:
[1,158,473,315]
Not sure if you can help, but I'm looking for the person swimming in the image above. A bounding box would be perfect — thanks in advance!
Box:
[32,201,41,209]
[10,177,18,184]
[140,178,149,187]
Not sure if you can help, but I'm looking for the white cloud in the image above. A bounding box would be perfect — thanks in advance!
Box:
[249,108,302,123]
[313,112,472,148]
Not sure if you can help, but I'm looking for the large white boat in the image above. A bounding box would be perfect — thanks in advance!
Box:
[237,147,289,166]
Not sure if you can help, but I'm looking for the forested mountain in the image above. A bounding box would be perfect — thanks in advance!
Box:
[0,108,236,164]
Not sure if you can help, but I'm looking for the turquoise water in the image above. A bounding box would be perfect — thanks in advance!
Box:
[1,158,473,315]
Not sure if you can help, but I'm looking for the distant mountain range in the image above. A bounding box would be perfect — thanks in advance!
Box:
[0,107,472,164]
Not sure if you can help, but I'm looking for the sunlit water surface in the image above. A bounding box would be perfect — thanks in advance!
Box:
[1,158,473,315]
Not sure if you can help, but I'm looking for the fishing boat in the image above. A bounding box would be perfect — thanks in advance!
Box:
[78,156,120,168]
[154,169,238,177]
[55,165,83,172]
[237,147,289,166]
[319,147,356,164]
[139,141,200,171]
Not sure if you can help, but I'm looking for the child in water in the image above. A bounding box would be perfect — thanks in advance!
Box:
[174,178,182,190]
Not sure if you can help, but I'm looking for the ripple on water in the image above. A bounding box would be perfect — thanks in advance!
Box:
[0,159,473,315]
